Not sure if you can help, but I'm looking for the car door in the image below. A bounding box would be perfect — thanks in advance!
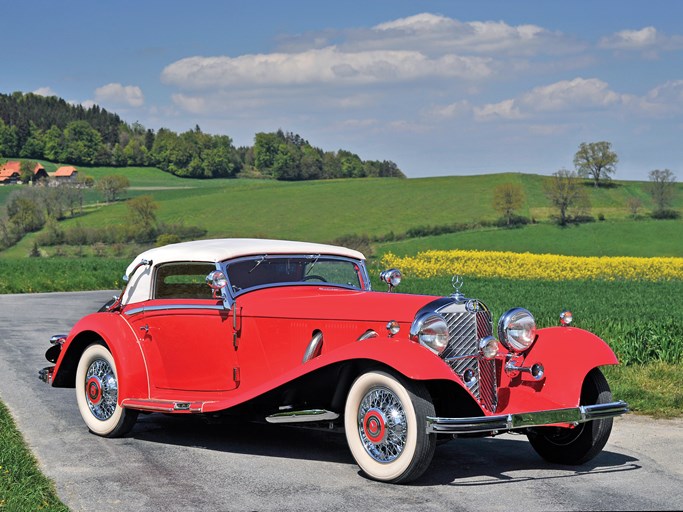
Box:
[127,262,239,393]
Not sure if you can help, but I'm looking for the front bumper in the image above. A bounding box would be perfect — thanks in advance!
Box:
[426,400,629,434]
[39,366,55,385]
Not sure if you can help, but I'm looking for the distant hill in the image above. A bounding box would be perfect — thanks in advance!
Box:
[0,91,404,180]
[2,167,680,259]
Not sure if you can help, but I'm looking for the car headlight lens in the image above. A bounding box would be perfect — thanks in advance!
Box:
[410,313,449,355]
[498,308,537,353]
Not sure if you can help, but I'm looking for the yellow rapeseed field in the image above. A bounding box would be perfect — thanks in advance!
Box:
[381,250,683,281]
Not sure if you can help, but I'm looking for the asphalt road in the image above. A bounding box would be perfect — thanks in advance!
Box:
[1,291,683,511]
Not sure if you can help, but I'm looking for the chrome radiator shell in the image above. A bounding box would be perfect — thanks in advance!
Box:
[437,301,498,412]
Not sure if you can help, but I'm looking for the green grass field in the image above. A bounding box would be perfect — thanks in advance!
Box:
[1,166,681,259]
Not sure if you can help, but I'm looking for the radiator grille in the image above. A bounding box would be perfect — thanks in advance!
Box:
[440,303,498,412]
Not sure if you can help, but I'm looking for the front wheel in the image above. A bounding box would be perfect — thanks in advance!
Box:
[527,368,613,464]
[75,343,137,437]
[344,370,436,483]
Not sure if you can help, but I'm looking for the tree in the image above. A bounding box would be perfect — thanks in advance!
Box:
[97,175,130,203]
[493,183,525,225]
[19,160,38,184]
[127,195,158,240]
[0,119,18,157]
[573,141,618,187]
[648,169,678,215]
[626,197,642,218]
[63,120,103,165]
[6,192,46,233]
[544,169,591,225]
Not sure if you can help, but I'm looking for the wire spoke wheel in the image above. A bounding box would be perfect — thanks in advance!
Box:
[345,370,435,483]
[76,343,137,437]
[357,386,408,463]
[84,357,118,421]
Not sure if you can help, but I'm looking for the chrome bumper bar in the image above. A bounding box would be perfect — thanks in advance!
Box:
[426,400,629,434]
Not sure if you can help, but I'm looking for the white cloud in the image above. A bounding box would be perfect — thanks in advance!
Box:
[94,83,144,107]
[161,47,492,90]
[474,99,523,121]
[599,27,659,49]
[369,12,578,55]
[475,78,624,122]
[599,26,683,55]
[627,80,683,116]
[519,78,621,111]
[425,100,472,120]
[32,87,57,97]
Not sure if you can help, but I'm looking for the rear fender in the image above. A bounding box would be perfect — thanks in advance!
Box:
[52,313,149,401]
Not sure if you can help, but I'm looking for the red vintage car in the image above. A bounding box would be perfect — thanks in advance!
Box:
[39,238,628,483]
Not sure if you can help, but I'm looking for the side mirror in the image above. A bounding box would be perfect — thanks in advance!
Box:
[379,268,402,292]
[206,270,228,298]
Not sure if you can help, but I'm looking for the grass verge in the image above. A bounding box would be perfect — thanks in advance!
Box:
[0,401,67,511]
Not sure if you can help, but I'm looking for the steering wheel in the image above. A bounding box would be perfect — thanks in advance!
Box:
[303,274,327,282]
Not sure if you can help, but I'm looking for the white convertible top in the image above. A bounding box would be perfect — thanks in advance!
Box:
[121,238,365,305]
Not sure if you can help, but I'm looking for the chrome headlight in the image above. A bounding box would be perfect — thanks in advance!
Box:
[498,308,537,353]
[410,313,449,355]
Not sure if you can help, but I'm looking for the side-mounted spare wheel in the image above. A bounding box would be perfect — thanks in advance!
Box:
[344,370,436,483]
[75,343,138,437]
[527,367,613,464]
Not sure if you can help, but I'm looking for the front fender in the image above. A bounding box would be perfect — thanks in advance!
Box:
[52,312,149,402]
[499,326,619,413]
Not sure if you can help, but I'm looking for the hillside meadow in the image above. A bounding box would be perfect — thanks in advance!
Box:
[1,165,681,259]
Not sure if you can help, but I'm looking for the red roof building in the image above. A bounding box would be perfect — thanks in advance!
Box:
[0,161,48,183]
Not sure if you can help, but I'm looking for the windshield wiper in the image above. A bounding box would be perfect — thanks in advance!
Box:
[248,255,267,274]
[305,254,321,276]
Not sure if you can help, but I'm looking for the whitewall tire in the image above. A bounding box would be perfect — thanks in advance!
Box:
[344,370,436,483]
[75,343,137,437]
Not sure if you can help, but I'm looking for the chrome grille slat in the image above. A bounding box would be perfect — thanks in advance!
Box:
[440,302,498,412]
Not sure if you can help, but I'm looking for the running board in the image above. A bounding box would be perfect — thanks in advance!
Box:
[121,398,205,413]
[265,409,339,424]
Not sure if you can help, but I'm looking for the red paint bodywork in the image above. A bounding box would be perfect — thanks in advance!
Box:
[52,284,618,418]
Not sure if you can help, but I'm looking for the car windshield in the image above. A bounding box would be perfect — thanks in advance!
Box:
[225,255,364,294]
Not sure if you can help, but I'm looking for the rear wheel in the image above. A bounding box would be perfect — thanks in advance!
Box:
[527,368,613,464]
[75,343,137,437]
[344,370,436,483]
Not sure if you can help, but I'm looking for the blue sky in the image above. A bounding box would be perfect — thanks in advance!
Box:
[3,1,682,181]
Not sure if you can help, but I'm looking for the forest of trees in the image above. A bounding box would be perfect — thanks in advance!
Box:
[0,91,405,180]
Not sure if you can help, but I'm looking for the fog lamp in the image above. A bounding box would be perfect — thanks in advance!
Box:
[479,336,499,359]
[463,369,477,387]
[386,320,400,336]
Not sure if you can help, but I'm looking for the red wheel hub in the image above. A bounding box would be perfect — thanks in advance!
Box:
[363,408,387,444]
[87,376,102,405]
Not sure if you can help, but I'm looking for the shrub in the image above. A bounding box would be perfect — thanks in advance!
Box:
[651,208,680,220]
[332,234,373,257]
[156,233,182,247]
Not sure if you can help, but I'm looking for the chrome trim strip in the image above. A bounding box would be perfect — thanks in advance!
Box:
[121,398,204,413]
[356,329,379,341]
[302,332,324,363]
[124,303,225,316]
[265,409,340,424]
[426,400,629,434]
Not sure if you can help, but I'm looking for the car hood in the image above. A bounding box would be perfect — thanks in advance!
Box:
[236,286,443,323]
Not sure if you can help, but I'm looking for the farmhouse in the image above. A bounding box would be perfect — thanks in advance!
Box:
[0,161,48,184]
[53,166,79,183]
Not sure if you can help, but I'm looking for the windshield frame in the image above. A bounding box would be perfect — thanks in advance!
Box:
[219,254,371,304]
